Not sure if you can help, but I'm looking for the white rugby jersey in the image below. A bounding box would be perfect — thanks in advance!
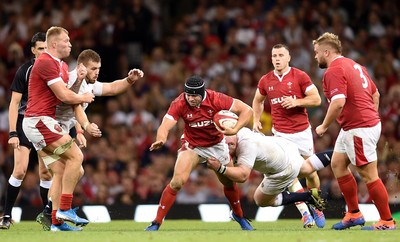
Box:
[235,127,302,176]
[55,69,103,131]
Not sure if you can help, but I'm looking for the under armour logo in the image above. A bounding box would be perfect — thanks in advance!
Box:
[159,205,166,209]
[268,86,273,91]
[187,113,193,118]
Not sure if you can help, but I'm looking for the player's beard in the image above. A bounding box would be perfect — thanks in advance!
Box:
[318,58,328,69]
[86,76,96,84]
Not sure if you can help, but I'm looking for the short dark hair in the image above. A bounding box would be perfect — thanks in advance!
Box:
[77,49,101,66]
[272,44,289,52]
[31,32,46,47]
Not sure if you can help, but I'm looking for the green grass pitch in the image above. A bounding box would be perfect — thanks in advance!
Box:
[1,220,398,242]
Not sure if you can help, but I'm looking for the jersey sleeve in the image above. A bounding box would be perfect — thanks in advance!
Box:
[10,64,28,93]
[92,81,103,96]
[166,95,184,121]
[324,67,347,100]
[36,59,62,85]
[213,91,234,110]
[257,75,268,96]
[67,69,78,88]
[298,70,315,93]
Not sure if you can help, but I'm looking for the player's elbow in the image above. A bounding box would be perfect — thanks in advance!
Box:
[309,95,321,107]
[314,96,321,106]
[236,172,250,183]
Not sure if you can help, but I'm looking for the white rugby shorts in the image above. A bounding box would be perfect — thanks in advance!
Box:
[272,126,314,157]
[258,144,303,195]
[179,137,231,165]
[334,122,381,166]
[22,116,67,151]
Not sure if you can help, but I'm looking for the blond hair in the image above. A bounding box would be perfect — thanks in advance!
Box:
[46,26,68,45]
[312,32,342,54]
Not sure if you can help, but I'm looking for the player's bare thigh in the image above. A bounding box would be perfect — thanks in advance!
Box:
[170,149,200,190]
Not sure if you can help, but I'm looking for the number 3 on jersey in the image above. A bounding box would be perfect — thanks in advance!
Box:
[353,64,368,88]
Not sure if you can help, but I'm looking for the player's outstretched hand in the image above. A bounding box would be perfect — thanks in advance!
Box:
[126,68,144,84]
[86,123,102,137]
[149,140,164,151]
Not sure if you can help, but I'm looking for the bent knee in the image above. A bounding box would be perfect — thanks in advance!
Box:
[254,198,273,207]
[170,178,185,191]
[39,171,52,181]
[12,168,27,179]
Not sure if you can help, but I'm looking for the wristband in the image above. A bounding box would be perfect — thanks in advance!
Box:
[126,76,134,84]
[9,131,18,139]
[83,122,90,130]
[217,165,227,174]
[77,130,84,134]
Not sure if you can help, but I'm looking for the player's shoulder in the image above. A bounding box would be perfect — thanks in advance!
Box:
[259,72,274,82]
[35,53,56,67]
[170,93,186,106]
[290,67,307,75]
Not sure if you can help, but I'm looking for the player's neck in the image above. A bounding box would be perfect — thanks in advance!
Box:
[46,50,63,62]
[274,66,290,76]
[327,54,342,67]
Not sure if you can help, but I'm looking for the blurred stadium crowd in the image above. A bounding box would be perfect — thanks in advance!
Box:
[0,0,400,211]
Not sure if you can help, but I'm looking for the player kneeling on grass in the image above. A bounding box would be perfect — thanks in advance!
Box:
[208,127,331,216]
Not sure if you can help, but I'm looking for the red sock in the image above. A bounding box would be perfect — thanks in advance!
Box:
[224,183,243,218]
[60,194,73,211]
[367,179,392,220]
[154,185,177,224]
[52,210,62,225]
[337,174,359,212]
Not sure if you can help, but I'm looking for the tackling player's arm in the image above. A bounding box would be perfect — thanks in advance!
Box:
[316,97,345,136]
[101,69,144,96]
[150,116,177,151]
[208,157,251,183]
[252,88,266,132]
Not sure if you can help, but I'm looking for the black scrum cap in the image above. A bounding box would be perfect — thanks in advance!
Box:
[184,76,205,100]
